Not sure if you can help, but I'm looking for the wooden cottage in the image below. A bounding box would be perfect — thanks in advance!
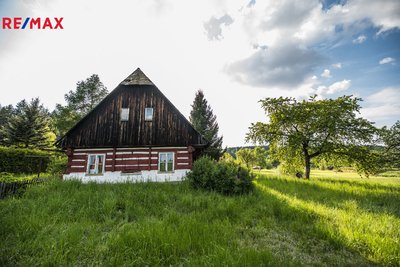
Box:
[56,68,208,182]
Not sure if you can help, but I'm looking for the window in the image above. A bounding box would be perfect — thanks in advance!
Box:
[87,154,105,175]
[121,108,129,121]
[159,152,174,172]
[145,107,153,121]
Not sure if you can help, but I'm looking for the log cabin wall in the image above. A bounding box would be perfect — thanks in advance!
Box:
[65,147,192,174]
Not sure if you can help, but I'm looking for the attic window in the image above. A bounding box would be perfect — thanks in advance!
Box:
[121,108,129,121]
[145,107,153,121]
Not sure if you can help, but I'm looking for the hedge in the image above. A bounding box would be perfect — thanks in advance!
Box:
[0,146,51,174]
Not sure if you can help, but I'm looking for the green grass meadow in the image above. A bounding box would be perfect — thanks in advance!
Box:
[1,171,399,266]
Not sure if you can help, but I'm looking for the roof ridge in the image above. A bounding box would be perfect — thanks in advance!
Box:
[120,68,154,85]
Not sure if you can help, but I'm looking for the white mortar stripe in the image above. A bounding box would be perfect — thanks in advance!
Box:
[116,158,151,161]
[177,163,189,165]
[73,153,87,156]
[74,148,113,152]
[117,148,150,151]
[115,164,158,167]
[177,151,189,154]
[177,157,189,160]
[72,159,85,162]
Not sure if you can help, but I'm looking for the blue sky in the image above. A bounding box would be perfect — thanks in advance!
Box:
[0,0,399,146]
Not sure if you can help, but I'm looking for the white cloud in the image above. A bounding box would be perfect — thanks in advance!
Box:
[203,13,234,41]
[352,35,367,44]
[321,69,332,78]
[362,88,400,125]
[225,0,400,89]
[332,63,342,69]
[225,43,325,88]
[316,79,351,95]
[379,57,395,65]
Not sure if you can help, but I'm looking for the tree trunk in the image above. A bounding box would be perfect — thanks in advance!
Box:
[302,142,311,179]
[304,156,311,179]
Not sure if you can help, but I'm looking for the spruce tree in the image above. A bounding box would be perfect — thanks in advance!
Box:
[189,90,223,160]
[0,104,14,145]
[6,98,54,149]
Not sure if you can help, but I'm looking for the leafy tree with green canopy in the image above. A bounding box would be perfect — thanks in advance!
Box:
[5,98,55,149]
[253,146,268,169]
[246,95,378,179]
[381,121,400,168]
[189,90,223,160]
[52,74,108,137]
[220,152,236,163]
[236,148,256,169]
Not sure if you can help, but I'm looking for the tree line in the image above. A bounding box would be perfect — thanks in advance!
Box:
[0,74,108,149]
[0,75,224,159]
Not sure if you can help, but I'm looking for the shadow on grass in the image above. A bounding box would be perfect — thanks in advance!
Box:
[238,185,379,266]
[314,177,400,193]
[257,175,400,218]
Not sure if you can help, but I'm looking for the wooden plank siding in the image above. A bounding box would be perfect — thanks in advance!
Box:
[57,84,207,149]
[65,147,192,174]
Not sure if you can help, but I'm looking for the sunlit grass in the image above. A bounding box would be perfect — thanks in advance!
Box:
[1,171,399,266]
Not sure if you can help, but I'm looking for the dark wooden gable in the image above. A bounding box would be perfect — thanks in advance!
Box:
[56,68,208,149]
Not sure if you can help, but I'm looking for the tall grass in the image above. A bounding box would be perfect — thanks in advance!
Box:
[1,172,399,266]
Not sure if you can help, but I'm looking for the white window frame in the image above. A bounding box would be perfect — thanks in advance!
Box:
[120,108,130,121]
[86,154,106,175]
[145,107,153,121]
[158,152,174,172]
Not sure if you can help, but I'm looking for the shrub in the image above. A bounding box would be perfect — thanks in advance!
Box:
[0,146,50,174]
[187,157,254,195]
[47,154,67,177]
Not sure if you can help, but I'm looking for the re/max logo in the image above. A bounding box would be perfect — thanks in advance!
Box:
[1,17,64,29]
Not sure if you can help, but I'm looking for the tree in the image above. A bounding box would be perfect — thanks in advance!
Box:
[189,90,223,160]
[381,121,400,168]
[5,98,55,149]
[0,104,14,145]
[236,148,256,169]
[246,95,378,179]
[253,146,268,169]
[52,74,108,136]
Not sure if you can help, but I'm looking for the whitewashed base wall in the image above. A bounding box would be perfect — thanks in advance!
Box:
[63,170,189,183]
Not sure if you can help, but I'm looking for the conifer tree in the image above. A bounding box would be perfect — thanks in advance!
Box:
[189,90,223,160]
[0,104,14,145]
[5,98,54,149]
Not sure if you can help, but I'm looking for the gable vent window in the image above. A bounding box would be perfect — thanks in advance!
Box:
[145,107,153,121]
[120,108,129,121]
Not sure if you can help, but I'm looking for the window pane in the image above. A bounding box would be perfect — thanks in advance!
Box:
[167,153,173,171]
[121,108,129,121]
[167,162,173,172]
[159,153,168,172]
[160,162,166,172]
[145,108,153,121]
[88,155,96,174]
[97,155,104,174]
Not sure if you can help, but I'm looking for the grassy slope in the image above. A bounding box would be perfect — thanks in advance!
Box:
[0,171,399,266]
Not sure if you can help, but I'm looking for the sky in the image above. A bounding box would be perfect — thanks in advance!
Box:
[0,0,399,147]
